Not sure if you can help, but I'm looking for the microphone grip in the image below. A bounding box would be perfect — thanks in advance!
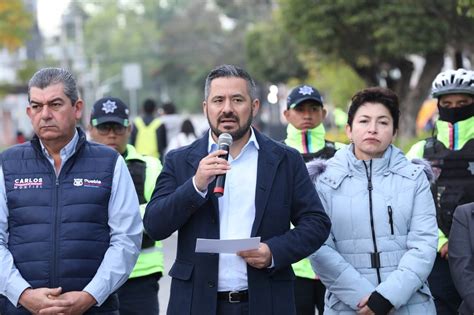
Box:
[213,143,229,197]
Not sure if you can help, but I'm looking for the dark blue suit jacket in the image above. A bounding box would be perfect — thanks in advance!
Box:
[144,129,330,315]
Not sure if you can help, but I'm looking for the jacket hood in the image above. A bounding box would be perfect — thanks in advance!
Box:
[306,158,328,183]
[410,158,435,183]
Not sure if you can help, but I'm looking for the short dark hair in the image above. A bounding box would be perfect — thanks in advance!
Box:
[162,102,176,114]
[181,119,195,136]
[142,98,157,114]
[204,64,257,101]
[28,68,79,105]
[347,87,400,133]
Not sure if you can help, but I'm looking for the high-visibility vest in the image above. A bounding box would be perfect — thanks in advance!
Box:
[125,144,164,278]
[286,125,341,279]
[134,117,162,158]
[406,116,474,250]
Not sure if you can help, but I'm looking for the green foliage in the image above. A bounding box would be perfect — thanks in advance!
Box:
[215,0,273,22]
[246,13,307,83]
[81,0,271,112]
[156,1,246,111]
[17,60,39,83]
[279,0,473,78]
[82,0,162,83]
[325,129,350,145]
[278,0,474,138]
[0,1,32,51]
[458,0,474,16]
[245,10,364,110]
[292,53,366,110]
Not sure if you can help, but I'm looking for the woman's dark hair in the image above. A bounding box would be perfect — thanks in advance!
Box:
[347,87,400,133]
[181,119,195,136]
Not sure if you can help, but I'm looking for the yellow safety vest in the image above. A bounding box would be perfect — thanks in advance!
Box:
[134,117,162,158]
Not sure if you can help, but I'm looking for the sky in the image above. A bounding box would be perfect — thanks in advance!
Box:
[36,0,71,37]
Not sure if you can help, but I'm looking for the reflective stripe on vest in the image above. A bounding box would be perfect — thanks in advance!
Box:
[423,137,474,236]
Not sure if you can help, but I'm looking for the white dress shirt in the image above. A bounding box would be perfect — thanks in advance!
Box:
[193,128,259,291]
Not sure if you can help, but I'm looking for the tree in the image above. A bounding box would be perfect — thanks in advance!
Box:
[245,12,365,109]
[215,0,273,23]
[245,12,307,83]
[0,1,31,51]
[81,0,267,112]
[157,1,243,110]
[81,0,171,107]
[280,0,474,138]
[155,0,276,111]
[295,52,366,110]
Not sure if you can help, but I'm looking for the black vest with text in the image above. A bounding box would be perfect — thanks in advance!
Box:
[0,129,120,314]
[423,137,474,236]
[126,158,154,249]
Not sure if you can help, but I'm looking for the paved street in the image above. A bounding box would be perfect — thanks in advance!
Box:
[159,231,177,314]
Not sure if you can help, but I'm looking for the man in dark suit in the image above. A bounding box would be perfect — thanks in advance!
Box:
[144,64,331,315]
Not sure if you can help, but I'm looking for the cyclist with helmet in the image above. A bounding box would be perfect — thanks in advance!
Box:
[407,68,474,315]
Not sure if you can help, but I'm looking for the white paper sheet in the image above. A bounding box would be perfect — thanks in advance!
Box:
[195,237,261,254]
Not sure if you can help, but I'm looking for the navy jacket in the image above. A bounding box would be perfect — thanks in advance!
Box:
[1,129,119,314]
[144,129,331,315]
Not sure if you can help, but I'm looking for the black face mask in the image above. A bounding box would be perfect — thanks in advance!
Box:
[438,102,474,124]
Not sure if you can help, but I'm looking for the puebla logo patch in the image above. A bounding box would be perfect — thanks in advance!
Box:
[73,178,102,188]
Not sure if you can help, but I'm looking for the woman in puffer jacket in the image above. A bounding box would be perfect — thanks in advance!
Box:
[309,87,438,315]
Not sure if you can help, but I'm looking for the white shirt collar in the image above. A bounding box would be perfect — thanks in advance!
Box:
[40,129,79,159]
[207,127,260,154]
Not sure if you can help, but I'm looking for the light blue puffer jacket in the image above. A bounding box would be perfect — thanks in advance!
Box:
[309,144,437,314]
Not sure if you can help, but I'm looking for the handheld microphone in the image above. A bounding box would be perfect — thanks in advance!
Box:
[213,133,233,197]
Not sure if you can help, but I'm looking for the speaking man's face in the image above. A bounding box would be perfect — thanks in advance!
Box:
[203,77,259,142]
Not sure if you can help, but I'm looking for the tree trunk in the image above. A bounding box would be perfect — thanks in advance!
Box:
[388,58,414,101]
[398,51,444,140]
[353,64,379,86]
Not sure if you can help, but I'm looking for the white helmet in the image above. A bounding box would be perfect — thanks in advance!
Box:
[432,68,474,98]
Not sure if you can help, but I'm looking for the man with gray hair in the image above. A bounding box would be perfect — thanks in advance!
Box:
[0,68,142,314]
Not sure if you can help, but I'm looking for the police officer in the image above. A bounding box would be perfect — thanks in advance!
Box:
[284,84,344,315]
[407,68,474,315]
[89,97,164,315]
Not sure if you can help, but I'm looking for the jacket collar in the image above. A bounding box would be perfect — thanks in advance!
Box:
[252,129,284,236]
[31,127,87,157]
[319,144,419,189]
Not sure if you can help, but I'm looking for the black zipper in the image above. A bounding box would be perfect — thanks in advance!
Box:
[51,157,77,287]
[388,206,394,235]
[51,175,59,287]
[363,160,381,284]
